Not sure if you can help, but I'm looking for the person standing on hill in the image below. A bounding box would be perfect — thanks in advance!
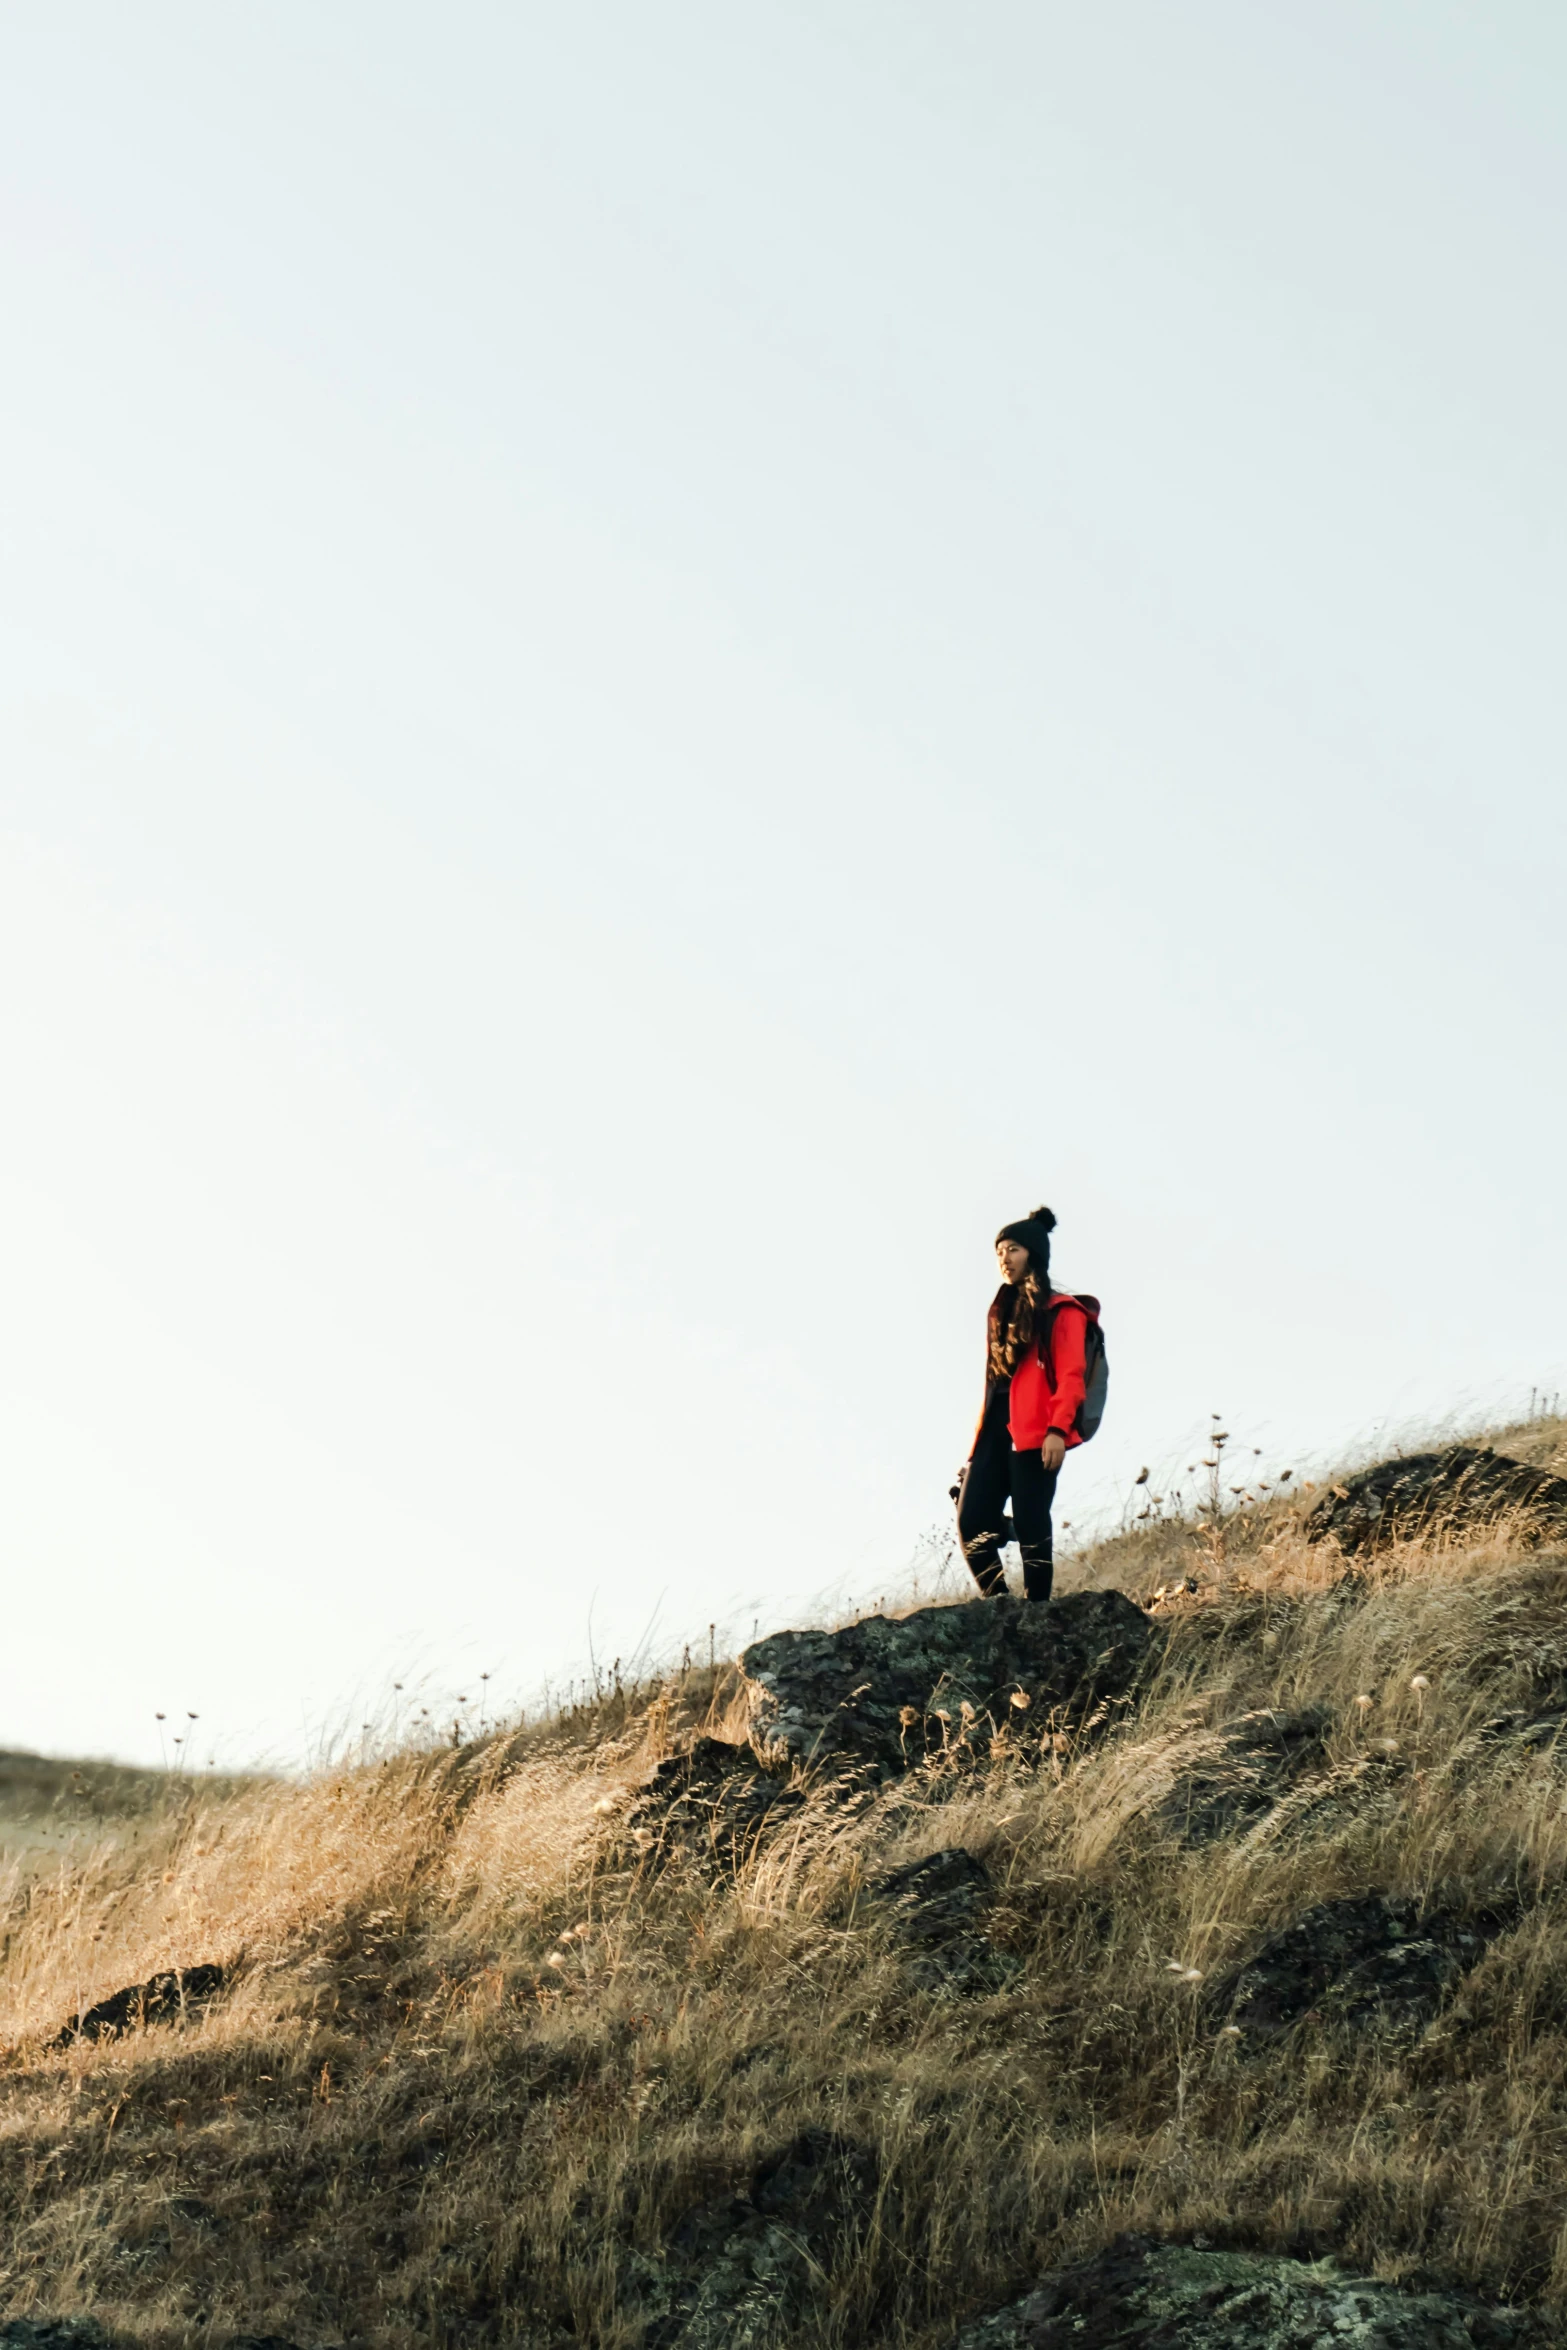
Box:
[955,1205,1100,1603]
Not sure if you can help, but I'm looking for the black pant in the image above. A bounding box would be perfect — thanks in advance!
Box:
[957,1410,1057,1601]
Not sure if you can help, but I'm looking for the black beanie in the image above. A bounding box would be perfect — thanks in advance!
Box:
[995,1203,1056,1276]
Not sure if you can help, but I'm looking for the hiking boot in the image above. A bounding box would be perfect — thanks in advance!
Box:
[1021,1552,1053,1604]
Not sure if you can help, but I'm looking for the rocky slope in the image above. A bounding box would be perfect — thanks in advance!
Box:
[4,1431,1567,2346]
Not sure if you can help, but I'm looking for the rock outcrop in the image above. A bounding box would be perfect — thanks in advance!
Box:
[740,1591,1158,1774]
[0,2321,326,2340]
[1156,1704,1333,1844]
[860,1846,1020,1996]
[944,2237,1551,2347]
[0,2330,326,2349]
[1208,1893,1511,2041]
[628,1594,1159,1885]
[638,2130,878,2348]
[53,1962,225,2048]
[626,1737,810,1861]
[0,2325,115,2348]
[1305,1446,1567,1556]
[228,2338,329,2349]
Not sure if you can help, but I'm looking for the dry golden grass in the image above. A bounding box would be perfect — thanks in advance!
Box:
[4,1423,1567,2345]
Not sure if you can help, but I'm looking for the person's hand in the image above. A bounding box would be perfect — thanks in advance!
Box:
[1041,1432,1067,1473]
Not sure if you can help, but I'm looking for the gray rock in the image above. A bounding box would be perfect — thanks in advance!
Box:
[625,1738,809,1861]
[944,2237,1551,2347]
[861,1846,1021,1997]
[1227,1749,1409,1853]
[53,1961,225,2047]
[865,1844,993,1939]
[1157,1705,1333,1845]
[0,2325,115,2349]
[227,2338,345,2349]
[741,1591,1159,1774]
[1305,1446,1567,1557]
[0,2320,341,2350]
[622,1736,886,1882]
[225,2338,325,2349]
[1500,1706,1567,1752]
[1446,1706,1567,1772]
[1208,1893,1512,2041]
[640,2130,878,2348]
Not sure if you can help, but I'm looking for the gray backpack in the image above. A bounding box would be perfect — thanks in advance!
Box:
[1045,1292,1109,1442]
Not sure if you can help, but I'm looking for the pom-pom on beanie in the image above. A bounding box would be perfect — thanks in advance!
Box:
[995,1203,1057,1277]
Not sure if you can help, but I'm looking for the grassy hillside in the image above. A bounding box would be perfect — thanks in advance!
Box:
[4,1420,1567,2344]
[0,1751,253,1881]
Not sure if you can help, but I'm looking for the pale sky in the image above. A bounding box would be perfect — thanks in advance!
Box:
[2,2,1564,1767]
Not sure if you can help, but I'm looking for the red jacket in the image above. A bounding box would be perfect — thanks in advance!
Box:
[975,1288,1100,1454]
